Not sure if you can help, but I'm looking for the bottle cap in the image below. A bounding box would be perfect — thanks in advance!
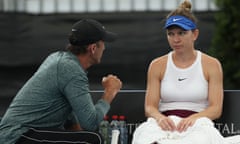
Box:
[103,115,109,120]
[119,115,126,120]
[112,115,118,120]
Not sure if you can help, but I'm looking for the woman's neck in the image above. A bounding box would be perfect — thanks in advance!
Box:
[172,50,197,68]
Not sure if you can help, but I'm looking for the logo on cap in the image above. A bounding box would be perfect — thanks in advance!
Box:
[72,29,77,32]
[173,18,182,22]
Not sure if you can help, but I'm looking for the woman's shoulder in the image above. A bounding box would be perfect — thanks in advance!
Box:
[148,54,168,77]
[151,54,168,66]
[201,52,223,77]
[201,52,222,66]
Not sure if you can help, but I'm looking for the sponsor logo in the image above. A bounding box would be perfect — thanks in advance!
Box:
[178,78,187,81]
[173,18,182,22]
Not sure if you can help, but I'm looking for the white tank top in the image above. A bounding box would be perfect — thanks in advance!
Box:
[159,51,208,112]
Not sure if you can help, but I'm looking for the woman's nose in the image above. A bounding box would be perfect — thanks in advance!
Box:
[173,35,180,42]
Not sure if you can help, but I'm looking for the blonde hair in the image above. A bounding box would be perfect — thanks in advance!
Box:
[166,0,197,23]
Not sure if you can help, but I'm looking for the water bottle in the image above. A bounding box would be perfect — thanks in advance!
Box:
[119,115,128,144]
[109,115,120,144]
[99,115,110,144]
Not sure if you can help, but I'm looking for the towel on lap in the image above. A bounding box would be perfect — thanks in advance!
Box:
[132,115,226,144]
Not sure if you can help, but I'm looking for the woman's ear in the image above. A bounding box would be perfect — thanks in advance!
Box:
[193,29,199,41]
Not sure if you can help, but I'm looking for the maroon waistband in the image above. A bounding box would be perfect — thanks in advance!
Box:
[162,110,197,118]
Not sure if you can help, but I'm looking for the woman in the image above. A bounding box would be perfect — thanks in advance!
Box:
[132,0,225,143]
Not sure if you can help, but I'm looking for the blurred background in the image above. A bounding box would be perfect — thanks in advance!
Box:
[0,0,240,116]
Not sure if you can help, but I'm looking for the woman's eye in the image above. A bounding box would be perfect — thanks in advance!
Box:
[179,31,186,36]
[167,32,174,36]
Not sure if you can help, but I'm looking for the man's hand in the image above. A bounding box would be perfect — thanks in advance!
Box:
[102,74,122,104]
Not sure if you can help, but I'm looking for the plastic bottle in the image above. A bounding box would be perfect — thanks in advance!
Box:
[111,129,120,144]
[118,115,128,144]
[109,115,120,144]
[99,115,110,144]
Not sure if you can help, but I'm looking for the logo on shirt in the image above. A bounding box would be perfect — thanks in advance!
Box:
[178,78,187,81]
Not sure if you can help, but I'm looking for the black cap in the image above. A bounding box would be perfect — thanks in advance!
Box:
[69,19,117,46]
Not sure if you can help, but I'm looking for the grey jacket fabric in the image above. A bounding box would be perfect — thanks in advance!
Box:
[0,51,110,144]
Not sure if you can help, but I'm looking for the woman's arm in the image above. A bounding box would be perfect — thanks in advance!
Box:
[144,58,163,119]
[194,55,224,120]
[177,55,223,132]
[145,56,176,131]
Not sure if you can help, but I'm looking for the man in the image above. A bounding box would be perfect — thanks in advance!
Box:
[0,19,122,144]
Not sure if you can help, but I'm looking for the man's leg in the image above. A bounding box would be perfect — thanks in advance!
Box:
[16,128,103,144]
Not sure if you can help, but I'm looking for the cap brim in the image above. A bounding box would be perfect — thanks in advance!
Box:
[103,31,117,42]
[164,15,197,31]
[165,23,191,30]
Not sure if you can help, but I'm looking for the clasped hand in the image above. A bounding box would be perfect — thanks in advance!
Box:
[101,74,122,103]
[157,116,197,132]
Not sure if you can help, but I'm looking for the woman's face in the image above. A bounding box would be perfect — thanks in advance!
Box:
[166,26,199,52]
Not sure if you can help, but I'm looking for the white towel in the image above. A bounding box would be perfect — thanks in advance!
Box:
[224,135,240,144]
[132,115,226,144]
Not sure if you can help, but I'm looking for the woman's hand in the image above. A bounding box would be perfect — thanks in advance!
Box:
[176,116,198,132]
[157,116,176,132]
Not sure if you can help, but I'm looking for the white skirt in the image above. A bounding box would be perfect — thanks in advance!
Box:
[132,115,240,144]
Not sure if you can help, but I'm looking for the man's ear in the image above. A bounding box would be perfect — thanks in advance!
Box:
[88,43,97,54]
